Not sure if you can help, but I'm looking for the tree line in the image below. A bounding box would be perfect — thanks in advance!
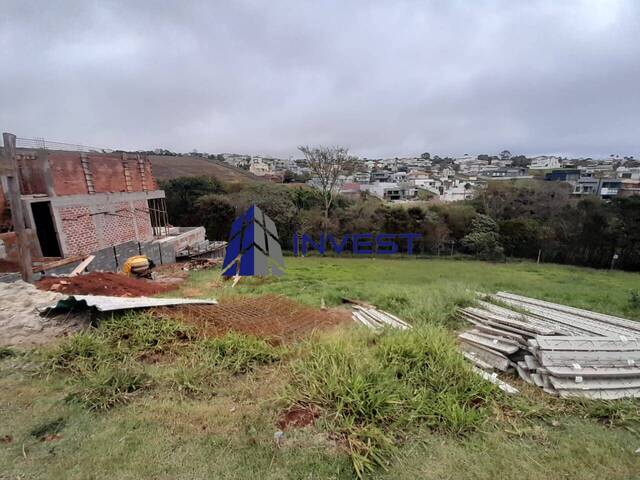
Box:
[160,176,640,271]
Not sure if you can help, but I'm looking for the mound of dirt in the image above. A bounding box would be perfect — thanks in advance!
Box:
[36,272,178,297]
[152,295,351,343]
[277,405,320,430]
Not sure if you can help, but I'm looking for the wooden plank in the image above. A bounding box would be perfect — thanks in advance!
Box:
[32,255,84,273]
[3,132,33,283]
[69,255,95,276]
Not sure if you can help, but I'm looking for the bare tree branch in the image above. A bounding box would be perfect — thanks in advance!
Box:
[298,145,356,233]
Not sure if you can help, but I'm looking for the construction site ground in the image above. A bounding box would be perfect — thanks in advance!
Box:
[36,271,180,297]
[1,257,639,480]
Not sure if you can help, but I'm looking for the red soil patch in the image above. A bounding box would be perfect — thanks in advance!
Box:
[36,272,178,297]
[152,295,351,343]
[277,405,320,430]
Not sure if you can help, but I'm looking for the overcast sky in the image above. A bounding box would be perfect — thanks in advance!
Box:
[1,0,638,158]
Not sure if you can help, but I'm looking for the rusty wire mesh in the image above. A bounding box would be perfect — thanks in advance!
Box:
[151,295,351,343]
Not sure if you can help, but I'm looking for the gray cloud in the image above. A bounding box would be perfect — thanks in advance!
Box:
[1,0,638,158]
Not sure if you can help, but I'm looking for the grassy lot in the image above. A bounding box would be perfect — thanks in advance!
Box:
[1,257,640,479]
[183,256,640,321]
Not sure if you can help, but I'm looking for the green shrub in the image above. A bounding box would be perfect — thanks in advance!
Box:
[168,333,283,396]
[196,333,282,374]
[44,333,113,375]
[99,313,195,354]
[629,290,640,310]
[285,327,498,477]
[66,364,151,411]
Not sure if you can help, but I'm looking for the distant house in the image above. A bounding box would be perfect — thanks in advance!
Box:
[248,157,272,176]
[572,177,622,199]
[339,182,361,197]
[353,172,370,184]
[478,167,531,180]
[439,181,475,202]
[544,168,581,183]
[360,182,416,201]
[619,178,640,197]
[530,156,560,169]
[370,170,391,182]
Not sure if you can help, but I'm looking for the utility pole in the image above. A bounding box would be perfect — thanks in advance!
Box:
[2,133,33,282]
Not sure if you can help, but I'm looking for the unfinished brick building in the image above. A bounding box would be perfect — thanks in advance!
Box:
[0,149,168,259]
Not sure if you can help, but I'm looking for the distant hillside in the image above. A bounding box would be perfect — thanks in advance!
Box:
[149,155,266,183]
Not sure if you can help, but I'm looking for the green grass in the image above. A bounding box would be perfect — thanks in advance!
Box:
[286,326,498,477]
[2,257,640,479]
[178,256,640,323]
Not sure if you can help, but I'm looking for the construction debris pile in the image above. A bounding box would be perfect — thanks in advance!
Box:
[458,292,640,399]
[36,272,179,297]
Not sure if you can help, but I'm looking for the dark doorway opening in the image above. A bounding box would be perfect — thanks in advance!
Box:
[31,202,62,257]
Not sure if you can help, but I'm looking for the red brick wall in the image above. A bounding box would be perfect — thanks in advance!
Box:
[89,154,127,193]
[48,153,90,196]
[145,159,158,190]
[57,199,154,256]
[58,205,100,255]
[133,200,154,239]
[46,152,159,196]
[17,154,48,195]
[101,202,139,247]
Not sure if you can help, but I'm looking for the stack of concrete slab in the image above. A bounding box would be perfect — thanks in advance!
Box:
[458,292,640,399]
[351,305,412,330]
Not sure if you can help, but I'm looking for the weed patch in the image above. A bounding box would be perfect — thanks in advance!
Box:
[66,364,151,411]
[628,290,640,310]
[198,333,283,374]
[285,326,498,477]
[168,333,284,396]
[44,333,114,375]
[99,312,195,354]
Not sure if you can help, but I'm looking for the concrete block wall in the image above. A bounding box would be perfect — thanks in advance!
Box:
[53,193,157,257]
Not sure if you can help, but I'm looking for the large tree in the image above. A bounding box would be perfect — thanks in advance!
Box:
[298,145,355,232]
